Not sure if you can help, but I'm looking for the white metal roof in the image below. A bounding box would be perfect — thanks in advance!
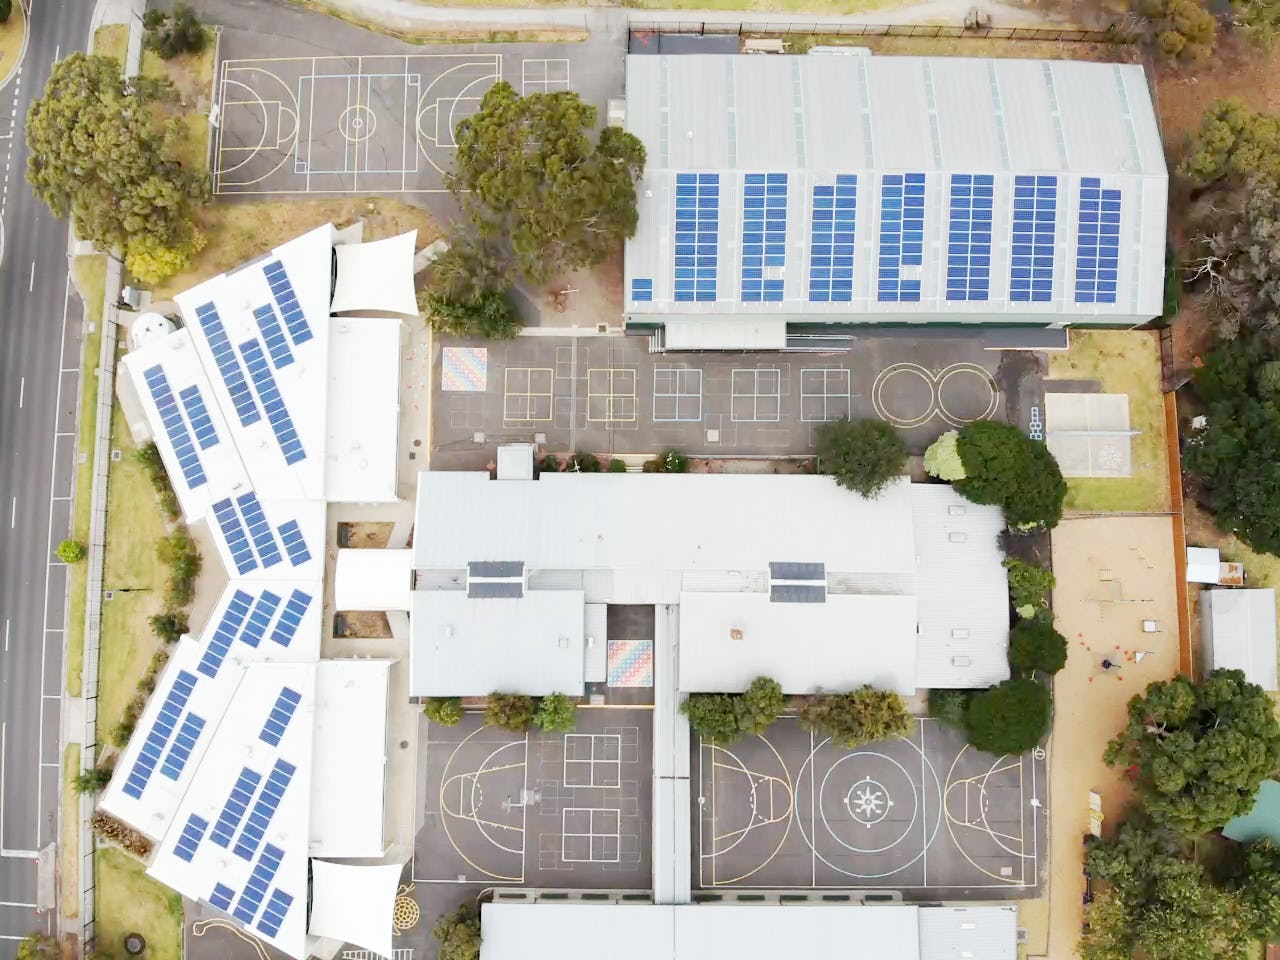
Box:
[330,231,420,317]
[334,549,413,612]
[917,905,1018,960]
[677,592,919,694]
[309,661,392,858]
[307,861,404,958]
[624,54,1167,324]
[325,317,403,503]
[1187,546,1221,584]
[1205,589,1278,691]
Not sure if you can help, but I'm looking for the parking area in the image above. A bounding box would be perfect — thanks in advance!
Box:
[414,709,652,888]
[430,334,1040,468]
[694,718,1045,897]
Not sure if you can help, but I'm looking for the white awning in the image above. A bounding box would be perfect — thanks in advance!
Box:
[335,549,413,611]
[662,317,787,351]
[1187,547,1221,584]
[330,231,420,317]
[307,860,404,958]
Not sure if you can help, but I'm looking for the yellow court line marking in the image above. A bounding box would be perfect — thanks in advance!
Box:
[704,736,796,887]
[942,748,1029,884]
[436,729,526,883]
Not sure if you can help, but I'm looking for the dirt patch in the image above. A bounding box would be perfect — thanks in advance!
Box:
[341,522,394,549]
[337,611,392,638]
[529,246,624,329]
[689,457,815,474]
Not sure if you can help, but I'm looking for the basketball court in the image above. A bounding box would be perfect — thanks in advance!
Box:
[695,718,1044,895]
[415,710,652,887]
[213,53,572,194]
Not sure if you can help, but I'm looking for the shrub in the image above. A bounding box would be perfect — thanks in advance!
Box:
[432,902,481,960]
[484,692,537,732]
[90,812,153,858]
[608,458,627,473]
[1137,0,1216,64]
[71,765,114,796]
[659,449,690,473]
[135,442,182,520]
[1179,99,1280,189]
[965,679,1051,754]
[681,694,744,743]
[540,454,560,473]
[142,3,208,60]
[0,0,11,24]
[799,686,911,749]
[125,229,206,285]
[424,697,464,726]
[1009,619,1068,676]
[567,452,600,473]
[1003,557,1056,613]
[110,717,136,748]
[534,693,576,732]
[955,421,1066,530]
[815,418,908,498]
[421,286,522,341]
[738,676,786,735]
[157,528,201,608]
[928,689,973,730]
[149,610,188,643]
[923,430,966,481]
[56,539,86,563]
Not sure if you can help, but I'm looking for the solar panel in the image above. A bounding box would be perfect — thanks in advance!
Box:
[768,562,826,581]
[877,173,925,303]
[257,889,294,939]
[809,175,856,303]
[240,340,306,466]
[195,302,262,427]
[173,814,209,862]
[945,174,995,302]
[1074,178,1121,304]
[277,520,311,567]
[142,365,207,489]
[269,590,312,647]
[1010,174,1058,303]
[210,767,263,848]
[209,882,235,912]
[233,760,296,861]
[121,670,198,799]
[468,561,524,578]
[673,172,719,303]
[259,687,302,747]
[197,589,253,678]
[741,172,787,303]
[212,498,258,576]
[235,493,283,568]
[177,384,219,451]
[263,261,313,345]
[770,583,827,603]
[253,304,295,369]
[630,278,653,303]
[232,842,285,924]
[160,712,206,780]
[240,591,282,649]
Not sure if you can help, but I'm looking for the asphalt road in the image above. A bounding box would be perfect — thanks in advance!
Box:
[0,1,94,953]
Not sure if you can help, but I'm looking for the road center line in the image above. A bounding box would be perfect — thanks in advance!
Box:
[28,260,34,291]
[17,377,23,408]
[3,620,7,653]
[8,498,14,528]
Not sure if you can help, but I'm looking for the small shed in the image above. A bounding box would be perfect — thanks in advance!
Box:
[1201,588,1278,691]
[1187,547,1221,584]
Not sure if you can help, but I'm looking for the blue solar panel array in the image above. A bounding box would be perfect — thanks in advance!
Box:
[236,493,283,568]
[240,591,282,649]
[263,261,313,346]
[1010,175,1058,303]
[160,712,206,780]
[259,688,302,747]
[1075,178,1121,304]
[240,340,306,466]
[213,498,258,576]
[674,173,719,303]
[195,303,262,428]
[233,843,285,925]
[253,304,295,369]
[178,385,219,451]
[877,174,925,303]
[809,175,857,303]
[211,767,262,848]
[270,590,311,647]
[198,589,252,678]
[233,760,296,861]
[741,173,787,303]
[209,883,235,912]
[143,365,207,489]
[946,174,995,302]
[122,670,197,799]
[174,814,209,862]
[630,279,652,303]
[278,520,311,567]
[257,889,294,939]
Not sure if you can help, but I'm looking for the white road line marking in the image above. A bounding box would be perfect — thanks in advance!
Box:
[3,620,7,653]
[9,498,14,528]
[0,902,37,909]
[53,45,59,62]
[28,260,34,291]
[17,377,23,408]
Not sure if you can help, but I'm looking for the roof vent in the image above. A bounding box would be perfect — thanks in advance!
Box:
[729,627,744,641]
[948,531,968,543]
[951,628,970,640]
[951,655,972,667]
[948,504,966,515]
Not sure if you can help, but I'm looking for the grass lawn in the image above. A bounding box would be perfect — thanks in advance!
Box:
[153,197,442,299]
[0,3,26,86]
[60,745,79,920]
[140,27,216,104]
[94,847,182,960]
[96,401,170,750]
[1047,329,1171,514]
[66,256,107,698]
[93,24,127,67]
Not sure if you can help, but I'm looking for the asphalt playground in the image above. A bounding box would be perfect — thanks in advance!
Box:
[694,718,1045,896]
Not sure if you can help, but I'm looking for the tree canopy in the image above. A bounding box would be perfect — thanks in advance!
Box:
[1008,618,1068,676]
[954,421,1067,530]
[1104,670,1280,837]
[432,903,482,960]
[26,53,208,257]
[419,243,523,341]
[1136,0,1217,64]
[534,693,576,733]
[964,678,1051,755]
[738,677,786,736]
[799,686,910,749]
[1179,99,1280,189]
[424,697,463,727]
[681,677,787,742]
[143,2,208,60]
[448,81,646,287]
[923,429,965,481]
[815,418,907,498]
[484,693,537,732]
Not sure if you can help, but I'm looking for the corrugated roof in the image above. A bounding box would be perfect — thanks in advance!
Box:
[1205,588,1278,691]
[917,905,1018,960]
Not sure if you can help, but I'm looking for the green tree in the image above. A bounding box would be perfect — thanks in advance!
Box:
[71,765,113,796]
[1138,0,1217,64]
[923,429,966,481]
[432,902,481,960]
[143,3,208,60]
[965,678,1051,754]
[1179,99,1280,188]
[1232,838,1280,938]
[448,81,646,287]
[1104,670,1280,836]
[738,677,785,735]
[567,452,601,473]
[799,686,911,749]
[424,697,464,727]
[419,283,521,341]
[484,693,537,732]
[56,539,86,563]
[0,0,11,24]
[149,610,188,643]
[927,689,973,730]
[1003,557,1056,613]
[157,528,201,607]
[1234,0,1280,43]
[126,230,206,285]
[815,418,907,498]
[681,694,743,743]
[1008,619,1068,676]
[954,421,1067,530]
[534,693,576,733]
[15,934,59,960]
[26,54,208,254]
